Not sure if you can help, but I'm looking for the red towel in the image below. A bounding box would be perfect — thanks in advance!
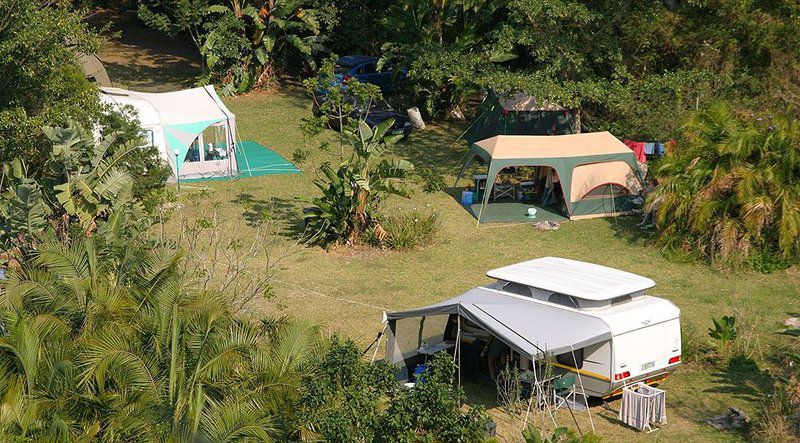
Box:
[624,139,647,163]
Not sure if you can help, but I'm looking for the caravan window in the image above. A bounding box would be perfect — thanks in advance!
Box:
[556,348,584,369]
[611,295,632,306]
[502,282,531,297]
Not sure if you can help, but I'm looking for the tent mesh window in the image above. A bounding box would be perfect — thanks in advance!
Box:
[582,183,631,199]
[548,293,580,309]
[611,295,633,306]
[502,282,532,297]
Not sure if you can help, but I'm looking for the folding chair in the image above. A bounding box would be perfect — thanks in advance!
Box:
[552,374,577,413]
[493,183,515,200]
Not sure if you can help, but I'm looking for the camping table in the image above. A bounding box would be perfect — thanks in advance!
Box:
[493,183,515,200]
[418,341,455,356]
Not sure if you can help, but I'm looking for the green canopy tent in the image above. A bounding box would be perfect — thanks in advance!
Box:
[456,132,643,223]
[462,91,580,145]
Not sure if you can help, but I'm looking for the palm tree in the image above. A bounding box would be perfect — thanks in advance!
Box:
[0,225,321,441]
[648,102,800,265]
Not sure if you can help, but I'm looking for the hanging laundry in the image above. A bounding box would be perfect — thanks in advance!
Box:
[644,142,655,155]
[624,139,647,163]
[655,142,664,156]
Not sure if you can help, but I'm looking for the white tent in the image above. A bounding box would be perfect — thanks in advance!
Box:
[100,86,238,180]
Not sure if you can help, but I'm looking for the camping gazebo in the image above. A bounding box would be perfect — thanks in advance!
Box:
[456,132,642,223]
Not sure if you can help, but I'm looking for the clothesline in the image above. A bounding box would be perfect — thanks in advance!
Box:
[623,139,676,163]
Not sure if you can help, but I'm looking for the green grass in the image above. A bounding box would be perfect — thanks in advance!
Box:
[162,89,799,441]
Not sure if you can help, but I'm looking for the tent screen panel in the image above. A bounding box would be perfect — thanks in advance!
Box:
[420,315,450,345]
[202,124,229,161]
[185,138,201,163]
[392,318,424,360]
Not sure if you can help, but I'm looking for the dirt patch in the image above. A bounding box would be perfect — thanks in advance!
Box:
[87,8,202,91]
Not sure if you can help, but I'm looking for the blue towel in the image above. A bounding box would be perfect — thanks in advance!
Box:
[655,142,664,156]
[644,142,655,155]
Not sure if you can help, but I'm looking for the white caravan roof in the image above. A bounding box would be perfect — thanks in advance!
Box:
[487,257,655,301]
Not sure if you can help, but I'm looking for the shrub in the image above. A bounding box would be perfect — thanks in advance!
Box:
[522,425,602,443]
[370,210,440,250]
[648,103,800,269]
[378,352,490,442]
[418,168,447,193]
[297,339,489,442]
[303,119,414,248]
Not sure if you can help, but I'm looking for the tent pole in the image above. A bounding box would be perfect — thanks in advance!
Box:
[570,345,596,432]
[521,353,535,431]
[476,164,493,227]
[370,323,387,363]
[452,150,471,188]
[537,358,558,428]
[456,311,462,392]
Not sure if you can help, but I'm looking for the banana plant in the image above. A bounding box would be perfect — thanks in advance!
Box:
[304,118,414,247]
[1,121,144,258]
[202,0,326,94]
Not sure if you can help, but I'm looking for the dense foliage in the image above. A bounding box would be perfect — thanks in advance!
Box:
[297,338,489,442]
[0,0,101,168]
[303,119,415,247]
[0,0,169,213]
[1,123,141,259]
[0,122,319,441]
[139,0,337,93]
[648,103,800,267]
[0,230,324,441]
[135,0,800,141]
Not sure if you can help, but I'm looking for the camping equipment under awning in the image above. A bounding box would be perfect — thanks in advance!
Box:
[385,287,612,364]
[455,132,643,222]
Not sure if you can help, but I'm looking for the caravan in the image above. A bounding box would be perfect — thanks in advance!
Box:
[385,257,681,398]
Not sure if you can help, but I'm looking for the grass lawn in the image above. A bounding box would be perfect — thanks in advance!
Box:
[100,27,799,441]
[160,89,799,442]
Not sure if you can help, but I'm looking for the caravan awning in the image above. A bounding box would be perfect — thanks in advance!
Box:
[387,287,612,359]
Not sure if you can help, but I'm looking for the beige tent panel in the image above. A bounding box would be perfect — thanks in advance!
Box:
[474,132,631,160]
[570,161,642,202]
